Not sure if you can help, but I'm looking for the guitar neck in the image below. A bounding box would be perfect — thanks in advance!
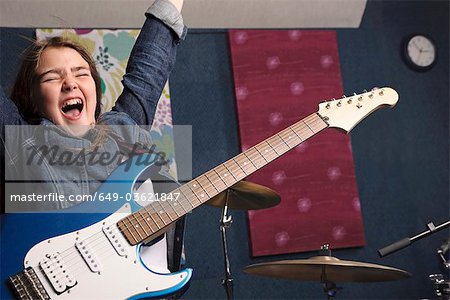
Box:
[118,113,328,245]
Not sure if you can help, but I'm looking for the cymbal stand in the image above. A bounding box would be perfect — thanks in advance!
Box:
[322,279,339,300]
[220,191,234,300]
[319,245,342,299]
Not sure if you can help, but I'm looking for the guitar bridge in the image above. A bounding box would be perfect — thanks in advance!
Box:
[9,267,50,300]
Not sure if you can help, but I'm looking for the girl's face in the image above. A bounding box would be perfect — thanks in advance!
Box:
[34,46,97,132]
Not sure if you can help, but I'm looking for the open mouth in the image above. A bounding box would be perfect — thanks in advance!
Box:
[61,98,84,118]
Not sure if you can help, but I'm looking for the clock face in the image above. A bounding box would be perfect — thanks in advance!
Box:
[405,35,436,69]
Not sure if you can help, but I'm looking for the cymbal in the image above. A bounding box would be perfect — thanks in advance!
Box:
[206,181,281,210]
[244,256,411,282]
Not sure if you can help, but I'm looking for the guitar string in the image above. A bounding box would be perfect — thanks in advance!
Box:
[35,229,161,291]
[29,122,327,293]
[32,210,163,284]
[31,115,322,280]
[28,114,325,284]
[32,191,172,279]
[95,116,323,255]
[53,115,323,274]
[21,89,390,289]
[113,114,324,240]
[21,90,389,285]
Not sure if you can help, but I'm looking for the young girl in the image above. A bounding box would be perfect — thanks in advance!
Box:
[2,0,185,210]
[1,0,188,297]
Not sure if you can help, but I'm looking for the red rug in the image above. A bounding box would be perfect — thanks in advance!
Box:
[229,30,365,256]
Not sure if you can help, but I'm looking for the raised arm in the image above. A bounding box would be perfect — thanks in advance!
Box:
[112,0,186,125]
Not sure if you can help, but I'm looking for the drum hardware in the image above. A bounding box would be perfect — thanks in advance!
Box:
[437,239,450,272]
[207,181,281,300]
[378,220,449,299]
[244,244,410,299]
[430,239,450,299]
[378,219,450,257]
[429,274,450,299]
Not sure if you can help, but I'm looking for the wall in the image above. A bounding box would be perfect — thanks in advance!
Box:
[1,0,448,298]
[169,0,449,298]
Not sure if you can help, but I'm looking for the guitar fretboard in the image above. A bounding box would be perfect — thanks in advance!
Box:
[117,113,328,245]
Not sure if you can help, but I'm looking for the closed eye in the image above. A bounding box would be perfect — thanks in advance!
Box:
[42,77,60,82]
[74,71,91,78]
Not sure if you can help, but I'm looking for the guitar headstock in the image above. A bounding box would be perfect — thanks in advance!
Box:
[317,87,399,133]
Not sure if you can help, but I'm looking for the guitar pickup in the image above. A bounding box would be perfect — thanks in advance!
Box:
[75,240,101,273]
[40,254,76,294]
[103,223,128,257]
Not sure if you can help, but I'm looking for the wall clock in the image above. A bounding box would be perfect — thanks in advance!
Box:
[402,34,437,71]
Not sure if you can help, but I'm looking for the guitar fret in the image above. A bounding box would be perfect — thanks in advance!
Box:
[213,165,236,187]
[141,194,180,222]
[141,207,162,232]
[302,120,314,133]
[186,182,204,206]
[166,189,190,215]
[172,198,189,216]
[139,208,154,232]
[235,153,256,174]
[154,201,175,223]
[283,127,303,147]
[255,142,277,161]
[244,147,266,168]
[129,215,145,241]
[266,139,282,155]
[173,189,194,213]
[197,174,220,196]
[155,201,180,220]
[222,163,238,181]
[180,194,195,212]
[118,218,139,245]
[291,122,314,140]
[177,186,199,209]
[274,133,291,151]
[178,184,199,207]
[205,170,228,191]
[241,152,258,171]
[305,114,327,134]
[135,210,151,237]
[245,147,267,169]
[190,179,209,202]
[229,158,248,180]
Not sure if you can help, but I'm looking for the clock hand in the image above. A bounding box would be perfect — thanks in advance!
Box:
[412,41,422,51]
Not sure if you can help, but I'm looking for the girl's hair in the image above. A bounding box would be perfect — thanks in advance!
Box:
[10,36,102,122]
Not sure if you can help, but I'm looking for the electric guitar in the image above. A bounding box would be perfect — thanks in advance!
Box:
[1,88,399,299]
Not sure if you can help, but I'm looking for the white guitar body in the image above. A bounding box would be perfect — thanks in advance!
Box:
[21,203,192,300]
